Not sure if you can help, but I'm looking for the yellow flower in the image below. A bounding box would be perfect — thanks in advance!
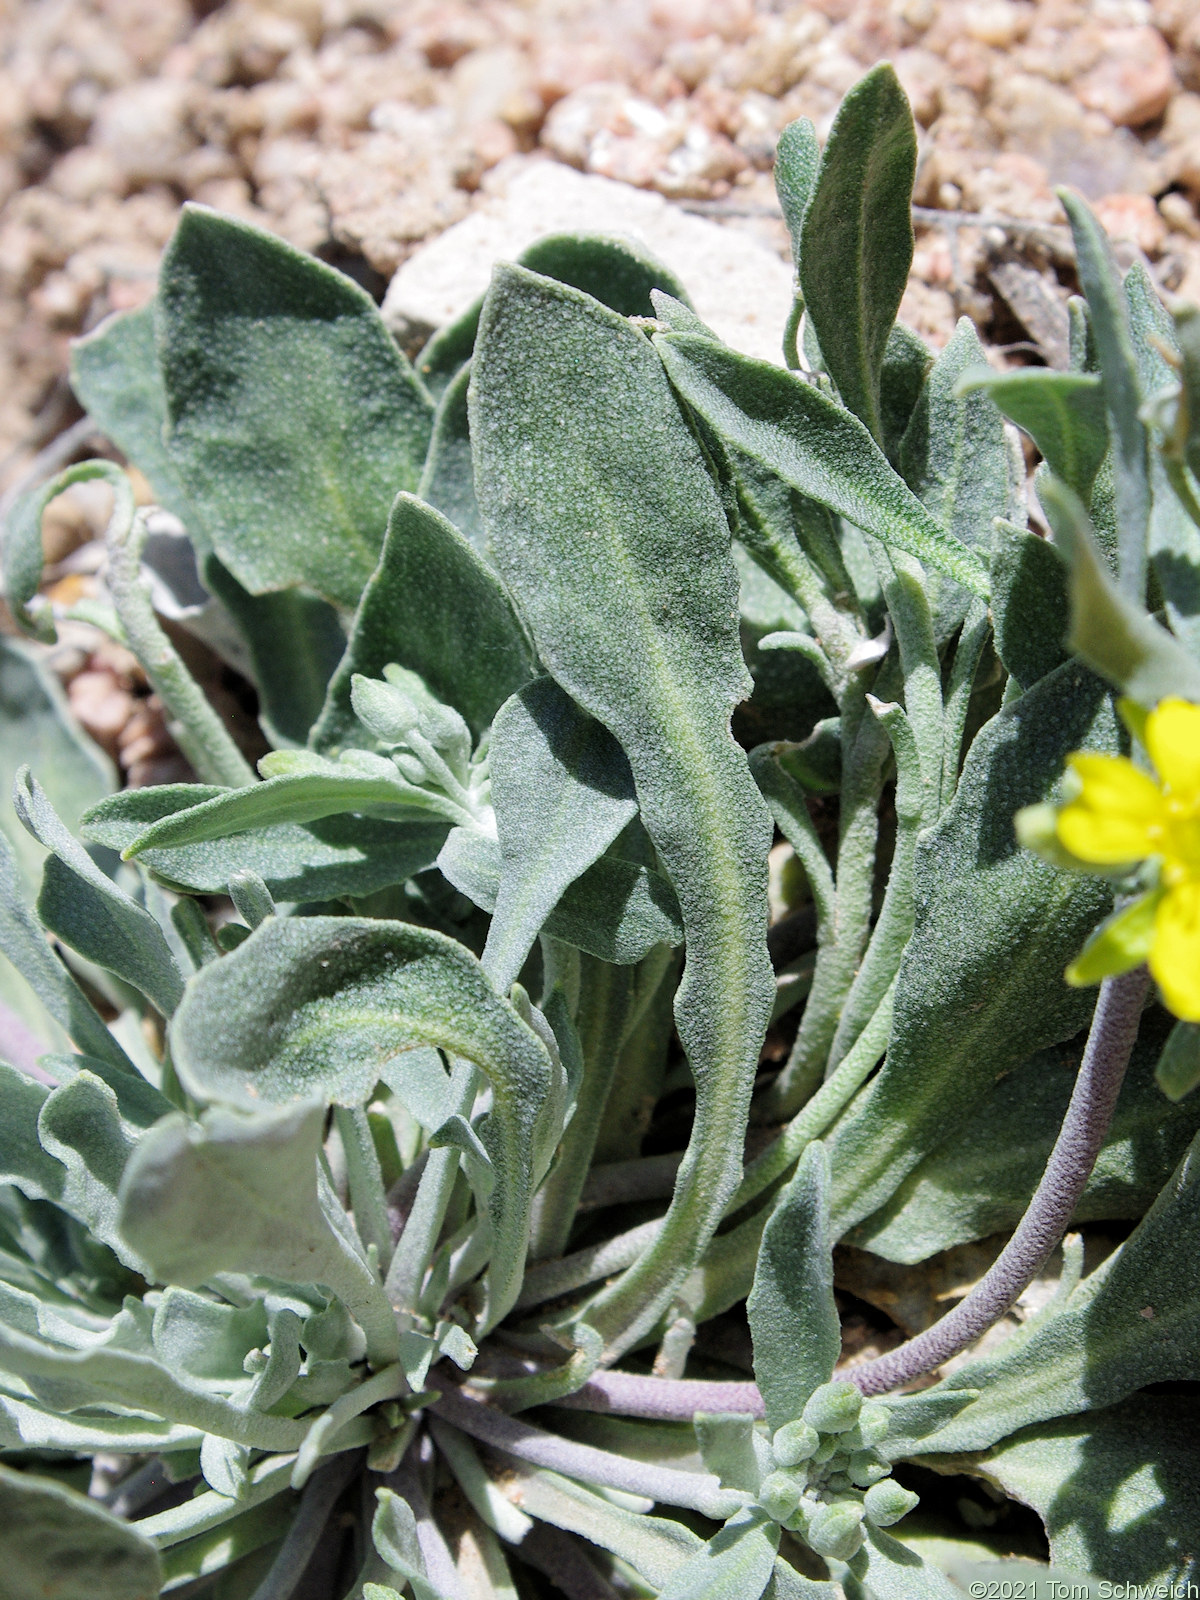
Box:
[1055,698,1200,1021]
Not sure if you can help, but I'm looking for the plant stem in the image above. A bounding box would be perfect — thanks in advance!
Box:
[556,1370,765,1422]
[852,966,1150,1396]
[763,687,888,1117]
[106,503,257,788]
[249,1452,361,1600]
[385,1057,477,1316]
[528,958,633,1261]
[732,980,894,1215]
[431,1387,743,1519]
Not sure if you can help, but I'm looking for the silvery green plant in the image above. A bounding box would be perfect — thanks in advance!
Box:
[2,59,1200,1600]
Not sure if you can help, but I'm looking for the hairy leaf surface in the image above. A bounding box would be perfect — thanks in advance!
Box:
[312,492,533,754]
[472,264,774,1354]
[828,660,1117,1232]
[169,917,553,1326]
[748,1142,839,1431]
[798,63,916,440]
[657,335,988,596]
[158,206,432,606]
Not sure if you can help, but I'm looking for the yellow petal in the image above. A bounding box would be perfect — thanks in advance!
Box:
[1056,753,1166,865]
[1151,881,1200,1023]
[1145,698,1200,797]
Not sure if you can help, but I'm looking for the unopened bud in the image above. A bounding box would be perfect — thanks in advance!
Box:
[759,1471,803,1523]
[845,1401,890,1450]
[773,1420,820,1466]
[802,1381,862,1435]
[863,1479,920,1528]
[806,1501,865,1561]
[848,1450,889,1488]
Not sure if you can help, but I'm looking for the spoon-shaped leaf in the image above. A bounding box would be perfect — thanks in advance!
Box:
[169,916,553,1328]
[472,264,775,1356]
[483,677,639,991]
[118,1099,401,1367]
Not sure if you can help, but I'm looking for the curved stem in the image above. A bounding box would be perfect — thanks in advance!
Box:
[431,1386,743,1519]
[852,966,1150,1397]
[385,1057,477,1316]
[106,502,257,788]
[556,1369,764,1422]
[249,1452,361,1600]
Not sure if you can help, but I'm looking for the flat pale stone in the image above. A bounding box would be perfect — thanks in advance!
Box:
[382,157,793,365]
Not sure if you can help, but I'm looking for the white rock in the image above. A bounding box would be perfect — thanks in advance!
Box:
[381,157,793,366]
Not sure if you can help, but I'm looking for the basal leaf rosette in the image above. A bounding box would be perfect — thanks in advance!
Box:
[1019,697,1200,1022]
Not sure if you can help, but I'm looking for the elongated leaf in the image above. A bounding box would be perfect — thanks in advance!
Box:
[850,1008,1200,1261]
[906,1128,1200,1453]
[117,1098,400,1366]
[158,205,433,607]
[1124,265,1200,656]
[0,1462,162,1600]
[312,492,533,755]
[373,1490,441,1600]
[169,916,552,1327]
[774,119,821,264]
[989,521,1069,691]
[69,299,193,528]
[964,1394,1200,1588]
[438,826,682,964]
[200,557,345,748]
[828,659,1117,1233]
[900,318,1017,640]
[524,230,693,318]
[15,768,183,1016]
[0,1316,307,1451]
[747,1142,839,1432]
[1040,477,1200,705]
[0,830,134,1074]
[0,1391,201,1455]
[1059,190,1149,598]
[656,334,988,597]
[483,678,638,988]
[83,783,447,900]
[418,230,695,400]
[1,636,114,895]
[472,264,775,1356]
[510,1466,702,1588]
[418,362,484,551]
[958,368,1108,504]
[798,64,916,440]
[0,1061,62,1201]
[694,1414,767,1495]
[656,1510,778,1600]
[879,324,933,468]
[122,769,456,859]
[0,636,114,1052]
[38,1070,156,1273]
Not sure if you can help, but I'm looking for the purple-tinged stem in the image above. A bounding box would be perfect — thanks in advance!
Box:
[555,1369,764,1422]
[431,1386,742,1518]
[852,966,1150,1397]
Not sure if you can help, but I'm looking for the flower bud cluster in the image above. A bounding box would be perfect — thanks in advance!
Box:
[759,1382,919,1563]
[347,664,494,831]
